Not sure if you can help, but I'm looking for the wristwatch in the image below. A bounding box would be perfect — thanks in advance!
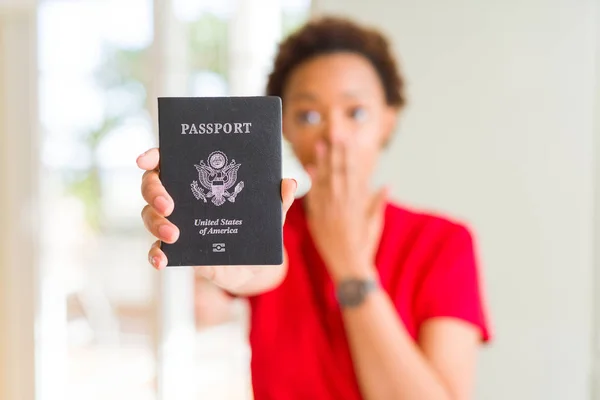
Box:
[335,278,378,308]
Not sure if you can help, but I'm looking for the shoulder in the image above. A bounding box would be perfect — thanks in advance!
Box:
[383,202,491,342]
[380,200,480,294]
[382,200,477,256]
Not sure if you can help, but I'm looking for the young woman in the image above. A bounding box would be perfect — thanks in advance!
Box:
[137,16,491,400]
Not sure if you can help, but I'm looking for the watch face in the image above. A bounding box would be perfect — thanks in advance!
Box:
[337,279,369,307]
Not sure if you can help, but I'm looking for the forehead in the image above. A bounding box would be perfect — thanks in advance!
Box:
[283,52,385,102]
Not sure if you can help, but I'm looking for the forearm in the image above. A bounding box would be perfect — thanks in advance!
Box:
[339,273,453,400]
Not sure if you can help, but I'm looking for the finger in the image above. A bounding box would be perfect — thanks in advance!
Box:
[330,139,343,173]
[314,140,328,185]
[141,204,180,243]
[304,140,327,214]
[281,178,297,223]
[148,240,168,270]
[136,148,160,171]
[343,139,358,196]
[330,140,343,195]
[304,163,323,215]
[141,170,174,216]
[351,137,373,189]
[303,166,318,216]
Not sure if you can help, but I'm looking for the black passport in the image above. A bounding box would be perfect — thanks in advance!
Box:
[157,96,283,266]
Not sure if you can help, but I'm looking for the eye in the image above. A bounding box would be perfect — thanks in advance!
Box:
[297,110,322,125]
[349,106,368,122]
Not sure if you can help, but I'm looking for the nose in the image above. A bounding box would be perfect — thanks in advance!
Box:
[322,112,346,145]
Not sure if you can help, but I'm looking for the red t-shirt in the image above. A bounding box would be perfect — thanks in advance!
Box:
[246,198,491,400]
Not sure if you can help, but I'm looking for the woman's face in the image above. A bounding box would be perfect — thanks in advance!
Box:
[282,52,397,176]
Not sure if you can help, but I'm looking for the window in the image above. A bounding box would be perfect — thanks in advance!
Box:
[36,1,311,399]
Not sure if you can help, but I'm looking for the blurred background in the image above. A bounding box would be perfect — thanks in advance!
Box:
[0,0,598,399]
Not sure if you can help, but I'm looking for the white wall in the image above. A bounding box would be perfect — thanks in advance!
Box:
[312,1,597,399]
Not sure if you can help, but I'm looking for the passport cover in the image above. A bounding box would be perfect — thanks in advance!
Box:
[158,96,283,266]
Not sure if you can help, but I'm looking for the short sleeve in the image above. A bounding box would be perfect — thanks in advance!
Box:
[414,224,492,342]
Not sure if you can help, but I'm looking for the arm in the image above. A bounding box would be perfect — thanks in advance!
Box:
[336,267,480,400]
[303,135,486,399]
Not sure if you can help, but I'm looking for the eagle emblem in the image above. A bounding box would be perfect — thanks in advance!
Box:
[191,151,244,206]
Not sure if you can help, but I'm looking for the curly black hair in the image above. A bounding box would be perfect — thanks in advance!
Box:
[266,16,406,109]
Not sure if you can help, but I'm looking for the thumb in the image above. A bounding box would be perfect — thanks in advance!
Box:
[369,185,389,220]
[366,186,388,260]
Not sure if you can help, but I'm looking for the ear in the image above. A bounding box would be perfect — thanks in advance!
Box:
[381,106,399,147]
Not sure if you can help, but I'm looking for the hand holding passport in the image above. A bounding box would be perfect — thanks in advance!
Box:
[137,97,296,294]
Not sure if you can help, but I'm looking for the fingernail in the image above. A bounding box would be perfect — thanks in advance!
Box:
[151,256,159,268]
[291,179,298,190]
[137,150,148,159]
